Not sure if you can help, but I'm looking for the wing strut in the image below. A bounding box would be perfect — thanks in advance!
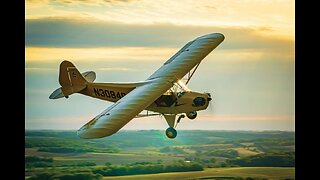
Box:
[185,62,201,85]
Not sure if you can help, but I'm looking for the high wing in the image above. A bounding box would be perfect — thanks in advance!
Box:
[148,33,225,82]
[77,78,172,138]
[77,33,225,139]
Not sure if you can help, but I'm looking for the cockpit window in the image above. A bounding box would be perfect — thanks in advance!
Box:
[155,94,177,107]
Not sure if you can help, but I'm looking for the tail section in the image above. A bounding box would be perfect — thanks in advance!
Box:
[49,60,88,99]
[59,60,87,87]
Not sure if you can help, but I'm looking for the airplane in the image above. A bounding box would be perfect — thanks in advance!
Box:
[49,33,225,139]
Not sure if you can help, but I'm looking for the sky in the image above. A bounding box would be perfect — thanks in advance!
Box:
[25,0,295,131]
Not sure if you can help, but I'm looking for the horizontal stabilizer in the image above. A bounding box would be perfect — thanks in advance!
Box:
[49,84,87,99]
[81,71,96,83]
[49,87,64,99]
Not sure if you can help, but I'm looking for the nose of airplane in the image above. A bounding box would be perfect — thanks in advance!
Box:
[206,92,212,101]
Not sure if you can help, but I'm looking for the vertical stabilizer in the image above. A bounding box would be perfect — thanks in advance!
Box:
[49,60,87,99]
[59,60,87,87]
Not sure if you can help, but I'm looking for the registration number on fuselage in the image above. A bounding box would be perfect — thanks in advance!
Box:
[93,88,126,99]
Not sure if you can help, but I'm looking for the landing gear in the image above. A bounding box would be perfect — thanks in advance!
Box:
[163,114,185,139]
[177,114,185,124]
[165,127,177,139]
[186,111,197,119]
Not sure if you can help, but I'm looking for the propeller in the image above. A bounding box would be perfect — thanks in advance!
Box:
[205,92,214,113]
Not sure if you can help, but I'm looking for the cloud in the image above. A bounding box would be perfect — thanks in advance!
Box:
[25,67,56,71]
[26,0,293,37]
[98,67,139,71]
[25,47,175,62]
[25,17,293,52]
[27,0,135,4]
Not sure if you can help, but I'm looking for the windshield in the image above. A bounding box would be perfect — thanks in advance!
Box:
[166,80,190,95]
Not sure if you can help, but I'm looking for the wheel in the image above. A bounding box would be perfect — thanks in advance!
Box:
[165,127,177,139]
[186,111,197,119]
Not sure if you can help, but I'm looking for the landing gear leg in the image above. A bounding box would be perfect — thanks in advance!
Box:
[175,114,185,128]
[163,114,178,139]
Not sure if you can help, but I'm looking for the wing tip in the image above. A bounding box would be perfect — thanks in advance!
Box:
[77,127,116,139]
[197,33,225,41]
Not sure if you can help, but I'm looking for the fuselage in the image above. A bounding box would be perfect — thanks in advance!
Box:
[79,82,211,115]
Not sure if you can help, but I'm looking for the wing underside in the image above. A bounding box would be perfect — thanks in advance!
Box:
[77,78,172,139]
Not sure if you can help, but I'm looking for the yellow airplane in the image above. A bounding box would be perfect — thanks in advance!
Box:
[49,33,225,139]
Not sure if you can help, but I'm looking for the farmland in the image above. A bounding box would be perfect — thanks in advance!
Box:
[25,130,294,179]
[102,167,294,180]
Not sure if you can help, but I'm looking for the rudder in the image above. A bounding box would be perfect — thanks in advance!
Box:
[59,60,87,87]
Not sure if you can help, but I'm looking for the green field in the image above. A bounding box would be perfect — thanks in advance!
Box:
[25,130,295,179]
[102,167,295,180]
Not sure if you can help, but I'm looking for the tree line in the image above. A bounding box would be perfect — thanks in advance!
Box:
[227,152,295,167]
[92,161,203,176]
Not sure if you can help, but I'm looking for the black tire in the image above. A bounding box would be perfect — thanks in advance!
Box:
[186,111,197,119]
[165,127,177,139]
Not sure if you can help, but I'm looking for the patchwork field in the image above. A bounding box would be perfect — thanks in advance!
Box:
[25,130,295,179]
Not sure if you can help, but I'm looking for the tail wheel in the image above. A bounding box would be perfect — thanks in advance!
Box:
[186,111,197,119]
[165,127,177,139]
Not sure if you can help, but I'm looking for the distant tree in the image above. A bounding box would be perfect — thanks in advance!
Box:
[25,156,53,163]
[109,166,128,176]
[220,162,227,167]
[159,146,185,154]
[76,162,96,166]
[196,150,202,155]
[234,177,245,180]
[105,162,112,166]
[193,157,201,163]
[156,159,163,164]
[93,163,203,176]
[29,173,54,180]
[189,163,204,171]
[54,173,102,180]
[210,158,217,163]
[26,162,52,168]
[131,161,152,165]
[227,152,295,167]
[38,147,91,153]
[206,149,239,158]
